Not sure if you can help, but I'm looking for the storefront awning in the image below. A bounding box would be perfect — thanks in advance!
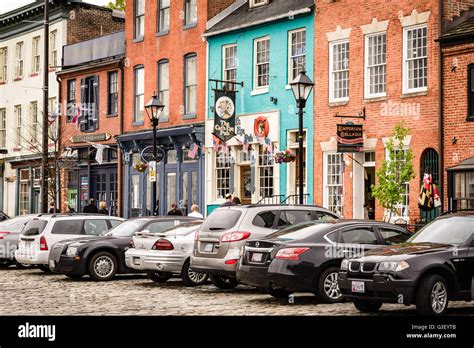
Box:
[116,125,204,144]
[447,157,474,171]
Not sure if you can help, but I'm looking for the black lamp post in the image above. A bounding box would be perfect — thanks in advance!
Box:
[290,71,314,205]
[145,93,165,215]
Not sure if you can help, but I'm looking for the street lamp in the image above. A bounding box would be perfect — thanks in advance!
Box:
[145,93,165,215]
[290,71,314,205]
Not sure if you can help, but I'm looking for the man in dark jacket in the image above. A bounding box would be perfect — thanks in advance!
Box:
[220,193,236,207]
[83,198,99,213]
[167,203,183,216]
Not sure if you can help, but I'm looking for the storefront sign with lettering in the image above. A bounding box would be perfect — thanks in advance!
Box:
[336,124,363,153]
[71,133,111,144]
[213,89,236,142]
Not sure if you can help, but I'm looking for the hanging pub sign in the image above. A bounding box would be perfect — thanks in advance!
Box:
[213,89,236,142]
[336,123,364,153]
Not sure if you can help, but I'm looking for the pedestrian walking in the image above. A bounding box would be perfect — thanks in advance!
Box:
[98,201,109,215]
[83,198,99,213]
[188,204,203,219]
[220,193,236,207]
[167,203,184,216]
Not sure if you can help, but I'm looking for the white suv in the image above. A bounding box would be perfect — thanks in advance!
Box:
[15,214,123,272]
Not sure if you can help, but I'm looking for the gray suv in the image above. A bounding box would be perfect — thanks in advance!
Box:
[191,205,338,289]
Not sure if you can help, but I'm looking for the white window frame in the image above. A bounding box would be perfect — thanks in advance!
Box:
[32,36,40,73]
[48,97,58,140]
[215,150,231,200]
[329,40,349,103]
[288,28,306,83]
[134,0,145,39]
[0,108,6,149]
[364,32,387,99]
[49,30,57,68]
[402,24,428,94]
[0,47,7,83]
[15,42,23,78]
[249,0,269,8]
[158,60,169,121]
[14,105,22,146]
[29,101,38,144]
[222,44,237,90]
[385,148,410,221]
[257,144,275,199]
[323,152,344,217]
[253,36,270,93]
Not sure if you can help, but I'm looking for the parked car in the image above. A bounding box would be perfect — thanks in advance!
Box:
[338,212,474,316]
[0,212,9,222]
[237,220,411,301]
[50,216,198,281]
[0,215,40,268]
[15,214,123,272]
[191,205,339,289]
[125,221,208,286]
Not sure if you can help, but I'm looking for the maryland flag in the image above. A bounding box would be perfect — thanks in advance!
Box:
[418,173,441,211]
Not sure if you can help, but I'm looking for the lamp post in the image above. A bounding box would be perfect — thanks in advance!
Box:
[290,71,314,205]
[145,94,165,216]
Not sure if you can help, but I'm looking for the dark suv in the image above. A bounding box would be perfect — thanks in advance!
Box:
[338,212,474,316]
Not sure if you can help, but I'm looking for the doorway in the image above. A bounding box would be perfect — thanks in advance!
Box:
[364,167,375,220]
[240,166,252,204]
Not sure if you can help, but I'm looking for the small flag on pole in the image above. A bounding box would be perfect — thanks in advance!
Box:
[188,143,199,159]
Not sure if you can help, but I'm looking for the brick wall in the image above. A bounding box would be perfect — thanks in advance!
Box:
[443,0,474,21]
[313,0,440,222]
[67,5,125,45]
[207,0,236,20]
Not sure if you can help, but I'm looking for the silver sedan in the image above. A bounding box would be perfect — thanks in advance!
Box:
[125,221,208,286]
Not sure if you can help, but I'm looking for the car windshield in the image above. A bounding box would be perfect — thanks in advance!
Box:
[21,219,48,236]
[160,222,203,236]
[0,216,30,232]
[108,219,148,237]
[200,209,242,232]
[408,216,474,245]
[267,221,333,241]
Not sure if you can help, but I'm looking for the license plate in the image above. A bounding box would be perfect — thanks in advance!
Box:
[49,260,55,269]
[133,257,141,266]
[352,281,365,293]
[251,253,263,262]
[203,243,214,252]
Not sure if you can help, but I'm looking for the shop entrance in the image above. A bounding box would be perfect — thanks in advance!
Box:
[364,167,376,220]
[240,166,252,204]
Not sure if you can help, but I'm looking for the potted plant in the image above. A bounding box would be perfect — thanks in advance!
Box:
[274,149,296,164]
[133,161,148,172]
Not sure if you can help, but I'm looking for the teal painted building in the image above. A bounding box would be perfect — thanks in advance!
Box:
[204,0,314,212]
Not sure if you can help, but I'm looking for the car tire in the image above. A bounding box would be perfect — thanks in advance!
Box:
[353,299,382,313]
[209,275,239,290]
[37,264,52,273]
[181,259,208,287]
[0,260,13,268]
[147,271,172,283]
[65,273,83,280]
[88,251,118,281]
[415,274,449,316]
[268,288,292,299]
[315,266,344,303]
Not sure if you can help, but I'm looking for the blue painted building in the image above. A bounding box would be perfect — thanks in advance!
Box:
[204,0,314,212]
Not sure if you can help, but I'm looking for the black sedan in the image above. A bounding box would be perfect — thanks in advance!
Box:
[49,216,200,281]
[339,212,474,316]
[236,220,411,302]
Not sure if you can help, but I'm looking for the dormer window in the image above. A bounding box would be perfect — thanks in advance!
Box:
[249,0,269,9]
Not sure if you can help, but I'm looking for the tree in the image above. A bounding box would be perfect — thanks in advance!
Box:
[106,0,125,11]
[371,122,416,222]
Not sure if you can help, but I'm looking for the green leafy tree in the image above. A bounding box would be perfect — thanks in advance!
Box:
[106,0,125,11]
[371,122,416,222]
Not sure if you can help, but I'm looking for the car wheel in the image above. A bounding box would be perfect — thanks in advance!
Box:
[353,299,383,313]
[315,266,344,303]
[147,271,172,283]
[0,260,13,268]
[65,273,83,280]
[181,259,208,287]
[268,288,292,299]
[37,264,52,273]
[415,274,449,316]
[88,251,118,281]
[209,275,238,290]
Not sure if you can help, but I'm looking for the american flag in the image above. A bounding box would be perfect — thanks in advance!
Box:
[188,143,199,159]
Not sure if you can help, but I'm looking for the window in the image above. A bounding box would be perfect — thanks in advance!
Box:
[469,65,474,120]
[134,0,145,39]
[289,29,306,82]
[379,228,409,245]
[0,47,7,82]
[403,25,427,93]
[48,97,58,139]
[252,211,276,228]
[32,36,40,73]
[329,41,349,102]
[49,30,57,68]
[254,36,270,90]
[134,66,144,123]
[83,220,110,236]
[453,172,474,210]
[146,220,176,234]
[277,210,313,229]
[80,77,99,132]
[14,105,22,146]
[201,210,242,232]
[51,220,83,235]
[67,79,76,122]
[365,33,386,98]
[157,60,169,121]
[108,71,118,116]
[223,44,237,90]
[29,101,38,144]
[324,153,343,216]
[158,0,170,33]
[184,54,197,116]
[0,109,5,148]
[19,170,30,216]
[216,150,231,199]
[390,149,410,219]
[258,145,274,198]
[184,0,197,27]
[341,228,378,244]
[249,0,269,8]
[15,42,23,78]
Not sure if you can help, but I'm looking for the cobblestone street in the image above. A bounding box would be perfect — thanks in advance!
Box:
[1,267,473,316]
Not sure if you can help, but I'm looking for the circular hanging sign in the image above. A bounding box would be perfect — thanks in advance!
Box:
[141,146,165,163]
[254,116,270,138]
[215,96,235,120]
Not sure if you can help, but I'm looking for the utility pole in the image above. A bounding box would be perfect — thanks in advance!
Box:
[40,0,49,213]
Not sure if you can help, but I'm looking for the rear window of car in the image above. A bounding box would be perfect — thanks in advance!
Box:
[146,220,176,234]
[252,211,277,228]
[110,220,123,229]
[51,220,83,235]
[268,221,333,240]
[83,220,110,236]
[201,209,242,232]
[110,219,148,237]
[277,210,313,228]
[21,219,48,236]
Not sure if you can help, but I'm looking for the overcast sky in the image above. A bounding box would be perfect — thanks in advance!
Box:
[0,0,113,14]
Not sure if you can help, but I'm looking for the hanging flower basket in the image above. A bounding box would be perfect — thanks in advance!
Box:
[274,150,296,164]
[133,162,148,172]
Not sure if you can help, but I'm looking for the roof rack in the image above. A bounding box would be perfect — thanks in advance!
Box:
[440,209,474,216]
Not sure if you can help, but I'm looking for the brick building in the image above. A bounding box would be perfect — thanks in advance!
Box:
[439,6,474,211]
[117,0,233,217]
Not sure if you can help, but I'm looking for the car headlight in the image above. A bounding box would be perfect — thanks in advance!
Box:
[340,259,349,271]
[66,246,78,257]
[378,261,410,272]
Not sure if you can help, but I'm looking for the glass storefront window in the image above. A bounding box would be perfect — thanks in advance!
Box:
[131,175,140,209]
[454,172,474,210]
[167,150,177,164]
[167,173,176,212]
[182,172,188,215]
[258,145,274,198]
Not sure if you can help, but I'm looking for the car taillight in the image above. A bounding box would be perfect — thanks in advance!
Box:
[275,247,309,261]
[152,239,174,250]
[39,235,48,251]
[194,232,200,241]
[221,232,251,243]
[225,259,238,265]
[0,232,10,239]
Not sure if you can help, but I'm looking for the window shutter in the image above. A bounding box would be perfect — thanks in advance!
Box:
[229,156,235,194]
[92,76,99,130]
[79,78,87,132]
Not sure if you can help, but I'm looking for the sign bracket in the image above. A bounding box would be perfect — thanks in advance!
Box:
[334,107,366,120]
